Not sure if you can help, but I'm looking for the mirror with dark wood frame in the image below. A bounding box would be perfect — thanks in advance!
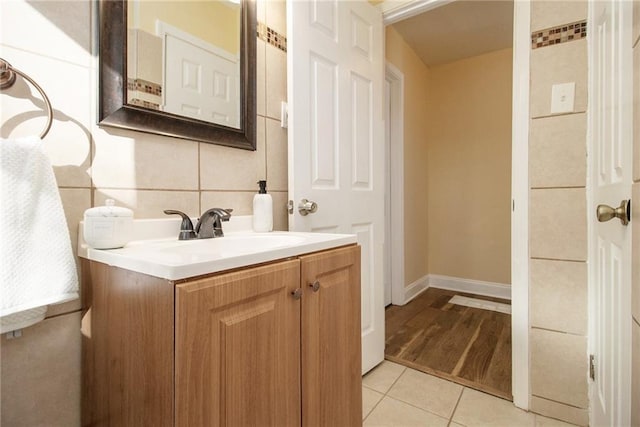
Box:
[98,0,256,150]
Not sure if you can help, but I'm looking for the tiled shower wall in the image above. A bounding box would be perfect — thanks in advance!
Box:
[0,0,287,425]
[528,2,589,425]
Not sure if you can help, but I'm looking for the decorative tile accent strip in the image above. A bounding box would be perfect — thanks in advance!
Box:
[128,98,161,110]
[127,78,162,96]
[257,21,287,52]
[531,20,587,49]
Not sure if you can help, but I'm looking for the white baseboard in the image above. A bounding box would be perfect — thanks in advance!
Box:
[428,274,511,300]
[402,274,430,304]
[401,274,512,305]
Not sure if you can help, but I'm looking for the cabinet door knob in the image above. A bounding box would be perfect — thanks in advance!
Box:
[309,280,320,292]
[291,288,303,300]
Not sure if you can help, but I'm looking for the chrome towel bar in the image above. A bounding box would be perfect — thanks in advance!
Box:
[0,58,53,139]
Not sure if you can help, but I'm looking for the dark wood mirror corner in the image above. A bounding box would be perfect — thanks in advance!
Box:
[98,0,257,150]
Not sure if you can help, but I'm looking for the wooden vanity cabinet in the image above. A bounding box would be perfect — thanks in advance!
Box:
[82,244,362,427]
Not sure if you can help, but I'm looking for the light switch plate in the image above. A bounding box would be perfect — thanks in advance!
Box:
[550,82,575,114]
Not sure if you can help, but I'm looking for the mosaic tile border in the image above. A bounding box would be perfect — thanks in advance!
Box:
[258,21,287,52]
[127,78,162,96]
[531,20,587,49]
[128,98,161,110]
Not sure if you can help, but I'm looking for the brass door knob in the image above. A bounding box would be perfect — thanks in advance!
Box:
[596,199,630,226]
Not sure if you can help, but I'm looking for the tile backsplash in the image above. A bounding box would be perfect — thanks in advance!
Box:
[0,0,287,425]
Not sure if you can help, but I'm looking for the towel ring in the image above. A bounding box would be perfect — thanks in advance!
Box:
[0,58,53,139]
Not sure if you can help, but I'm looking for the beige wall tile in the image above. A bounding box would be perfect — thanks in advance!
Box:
[0,47,92,188]
[362,360,406,394]
[387,369,462,419]
[132,30,162,84]
[633,320,640,427]
[364,396,448,427]
[531,1,587,32]
[257,39,267,117]
[92,128,199,190]
[266,117,288,191]
[265,43,287,120]
[201,191,254,216]
[530,328,588,408]
[200,117,266,191]
[530,259,587,335]
[0,0,92,67]
[634,0,640,47]
[256,0,266,23]
[530,40,587,119]
[530,188,587,261]
[59,188,91,312]
[634,184,640,322]
[95,189,200,219]
[530,114,586,188]
[46,300,81,318]
[1,312,81,427]
[452,388,535,427]
[634,45,640,181]
[265,0,287,36]
[59,188,92,259]
[530,395,588,426]
[271,191,289,231]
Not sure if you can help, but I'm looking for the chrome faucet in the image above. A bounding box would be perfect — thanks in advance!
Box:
[164,208,233,240]
[196,208,232,238]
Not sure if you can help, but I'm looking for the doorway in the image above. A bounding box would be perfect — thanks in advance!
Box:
[382,0,516,400]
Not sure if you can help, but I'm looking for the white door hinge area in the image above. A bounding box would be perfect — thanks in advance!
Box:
[589,354,595,380]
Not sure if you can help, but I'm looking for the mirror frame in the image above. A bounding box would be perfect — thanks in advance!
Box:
[98,0,256,150]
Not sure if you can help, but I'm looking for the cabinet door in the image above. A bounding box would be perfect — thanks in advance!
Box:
[300,246,362,426]
[175,260,301,427]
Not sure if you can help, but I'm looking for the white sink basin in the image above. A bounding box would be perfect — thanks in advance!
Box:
[153,233,308,258]
[78,218,356,280]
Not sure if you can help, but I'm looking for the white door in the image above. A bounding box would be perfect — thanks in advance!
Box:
[164,32,240,128]
[287,0,385,374]
[589,0,633,425]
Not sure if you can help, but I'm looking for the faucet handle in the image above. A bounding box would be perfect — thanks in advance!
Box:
[163,210,197,240]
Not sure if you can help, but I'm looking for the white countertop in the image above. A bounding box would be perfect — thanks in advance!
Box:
[78,216,356,280]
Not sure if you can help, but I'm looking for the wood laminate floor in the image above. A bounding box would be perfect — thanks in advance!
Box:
[385,287,512,400]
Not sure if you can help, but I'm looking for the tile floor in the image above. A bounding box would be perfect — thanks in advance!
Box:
[362,361,578,427]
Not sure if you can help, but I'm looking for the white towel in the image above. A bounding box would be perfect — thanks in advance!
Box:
[0,137,78,333]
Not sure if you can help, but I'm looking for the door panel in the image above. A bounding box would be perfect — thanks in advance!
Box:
[589,1,633,425]
[164,33,240,127]
[289,0,385,375]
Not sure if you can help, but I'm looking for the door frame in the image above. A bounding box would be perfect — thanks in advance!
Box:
[379,0,531,409]
[385,62,406,306]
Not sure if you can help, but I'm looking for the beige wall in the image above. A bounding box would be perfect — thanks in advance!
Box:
[385,28,511,286]
[427,48,512,285]
[385,26,431,286]
[528,1,589,425]
[132,1,241,55]
[0,0,287,425]
[632,1,640,425]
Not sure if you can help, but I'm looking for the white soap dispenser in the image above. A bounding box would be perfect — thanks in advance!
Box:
[252,180,273,232]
